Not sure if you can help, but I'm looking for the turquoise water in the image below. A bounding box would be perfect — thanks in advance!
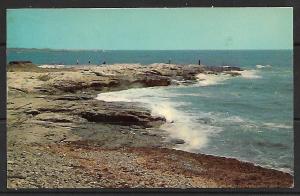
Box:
[8,49,293,173]
[7,49,291,67]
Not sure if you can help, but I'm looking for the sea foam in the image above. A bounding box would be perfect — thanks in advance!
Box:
[256,64,272,69]
[263,122,293,129]
[196,73,232,86]
[239,70,262,79]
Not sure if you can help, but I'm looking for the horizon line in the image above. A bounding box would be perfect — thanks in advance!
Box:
[7,48,293,51]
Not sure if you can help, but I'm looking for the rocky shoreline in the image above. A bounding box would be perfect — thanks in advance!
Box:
[7,62,293,188]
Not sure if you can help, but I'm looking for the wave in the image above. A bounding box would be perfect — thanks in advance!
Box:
[195,69,261,87]
[232,70,262,79]
[96,86,221,151]
[263,122,293,129]
[196,73,232,86]
[256,64,272,69]
[239,70,262,79]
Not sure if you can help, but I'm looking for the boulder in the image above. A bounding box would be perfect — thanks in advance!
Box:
[9,61,32,65]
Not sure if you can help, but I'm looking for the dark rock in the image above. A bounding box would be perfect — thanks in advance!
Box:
[37,107,71,113]
[75,100,166,128]
[54,95,93,101]
[80,110,164,128]
[204,65,243,73]
[222,66,243,71]
[170,138,185,144]
[10,87,28,93]
[25,109,40,116]
[9,61,32,65]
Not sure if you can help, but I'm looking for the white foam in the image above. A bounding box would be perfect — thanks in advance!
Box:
[196,69,261,86]
[263,122,293,129]
[256,64,272,69]
[169,92,212,98]
[233,70,262,79]
[196,73,232,86]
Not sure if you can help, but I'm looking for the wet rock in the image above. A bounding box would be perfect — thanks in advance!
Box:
[80,110,165,128]
[170,138,185,145]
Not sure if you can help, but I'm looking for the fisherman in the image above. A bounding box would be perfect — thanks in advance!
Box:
[198,59,201,65]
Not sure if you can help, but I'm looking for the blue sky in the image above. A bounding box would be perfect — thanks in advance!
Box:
[7,8,293,50]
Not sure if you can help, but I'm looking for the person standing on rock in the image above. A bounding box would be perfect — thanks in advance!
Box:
[198,59,201,65]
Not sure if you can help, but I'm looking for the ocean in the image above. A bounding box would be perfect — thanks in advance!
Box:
[7,49,294,173]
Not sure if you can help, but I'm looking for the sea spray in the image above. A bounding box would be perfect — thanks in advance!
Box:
[149,101,220,151]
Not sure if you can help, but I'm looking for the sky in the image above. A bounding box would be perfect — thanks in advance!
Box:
[7,8,293,50]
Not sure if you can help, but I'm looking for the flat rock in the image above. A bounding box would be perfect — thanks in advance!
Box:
[170,138,185,145]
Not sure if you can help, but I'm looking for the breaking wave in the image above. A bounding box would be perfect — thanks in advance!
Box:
[196,73,232,86]
[263,122,293,129]
[96,86,221,151]
[256,64,272,69]
[237,70,262,79]
[196,69,261,87]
